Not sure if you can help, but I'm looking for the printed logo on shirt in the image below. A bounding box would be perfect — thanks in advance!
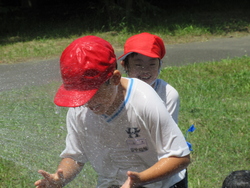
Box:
[126,127,140,138]
[126,128,148,153]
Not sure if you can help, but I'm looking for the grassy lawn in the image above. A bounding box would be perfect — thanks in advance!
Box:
[0,56,249,187]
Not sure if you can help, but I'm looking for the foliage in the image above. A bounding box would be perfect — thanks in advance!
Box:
[1,1,250,43]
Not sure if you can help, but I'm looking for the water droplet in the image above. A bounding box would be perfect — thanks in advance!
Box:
[55,105,61,114]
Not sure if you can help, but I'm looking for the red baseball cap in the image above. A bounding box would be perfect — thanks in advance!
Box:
[54,36,116,107]
[118,32,166,60]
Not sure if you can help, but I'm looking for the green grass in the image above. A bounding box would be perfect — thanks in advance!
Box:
[0,82,97,188]
[160,57,250,187]
[0,157,32,187]
[0,56,249,187]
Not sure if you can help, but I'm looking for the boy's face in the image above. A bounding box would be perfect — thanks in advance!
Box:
[127,53,160,85]
[86,81,117,115]
[86,72,121,115]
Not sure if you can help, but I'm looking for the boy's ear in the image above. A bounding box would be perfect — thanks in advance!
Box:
[110,70,121,85]
[120,60,125,66]
[120,60,128,73]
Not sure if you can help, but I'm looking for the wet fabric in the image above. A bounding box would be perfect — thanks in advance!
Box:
[61,78,190,188]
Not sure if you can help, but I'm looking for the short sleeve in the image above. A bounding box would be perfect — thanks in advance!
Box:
[60,108,88,163]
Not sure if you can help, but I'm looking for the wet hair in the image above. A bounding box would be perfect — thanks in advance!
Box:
[222,170,250,188]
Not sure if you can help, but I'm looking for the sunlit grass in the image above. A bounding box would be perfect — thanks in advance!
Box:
[160,56,250,187]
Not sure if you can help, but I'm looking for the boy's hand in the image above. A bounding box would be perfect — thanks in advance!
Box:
[34,169,64,188]
[121,171,142,188]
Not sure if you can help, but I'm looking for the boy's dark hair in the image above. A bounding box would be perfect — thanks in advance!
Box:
[123,52,138,69]
[222,170,250,188]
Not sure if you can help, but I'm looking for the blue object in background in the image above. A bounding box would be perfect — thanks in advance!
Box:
[185,124,196,151]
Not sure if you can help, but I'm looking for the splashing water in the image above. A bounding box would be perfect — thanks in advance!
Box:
[0,83,97,187]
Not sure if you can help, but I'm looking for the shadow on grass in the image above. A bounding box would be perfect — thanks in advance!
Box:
[0,1,250,45]
[0,157,35,187]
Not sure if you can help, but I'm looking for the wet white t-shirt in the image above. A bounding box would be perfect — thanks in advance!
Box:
[153,79,180,124]
[60,78,190,188]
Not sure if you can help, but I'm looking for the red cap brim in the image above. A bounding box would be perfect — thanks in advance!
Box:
[54,84,98,107]
[118,50,161,60]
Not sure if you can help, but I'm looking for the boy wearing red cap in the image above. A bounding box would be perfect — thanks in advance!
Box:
[119,33,179,124]
[35,36,190,188]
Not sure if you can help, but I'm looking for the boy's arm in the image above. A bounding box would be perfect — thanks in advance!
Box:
[34,158,84,188]
[122,155,190,188]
